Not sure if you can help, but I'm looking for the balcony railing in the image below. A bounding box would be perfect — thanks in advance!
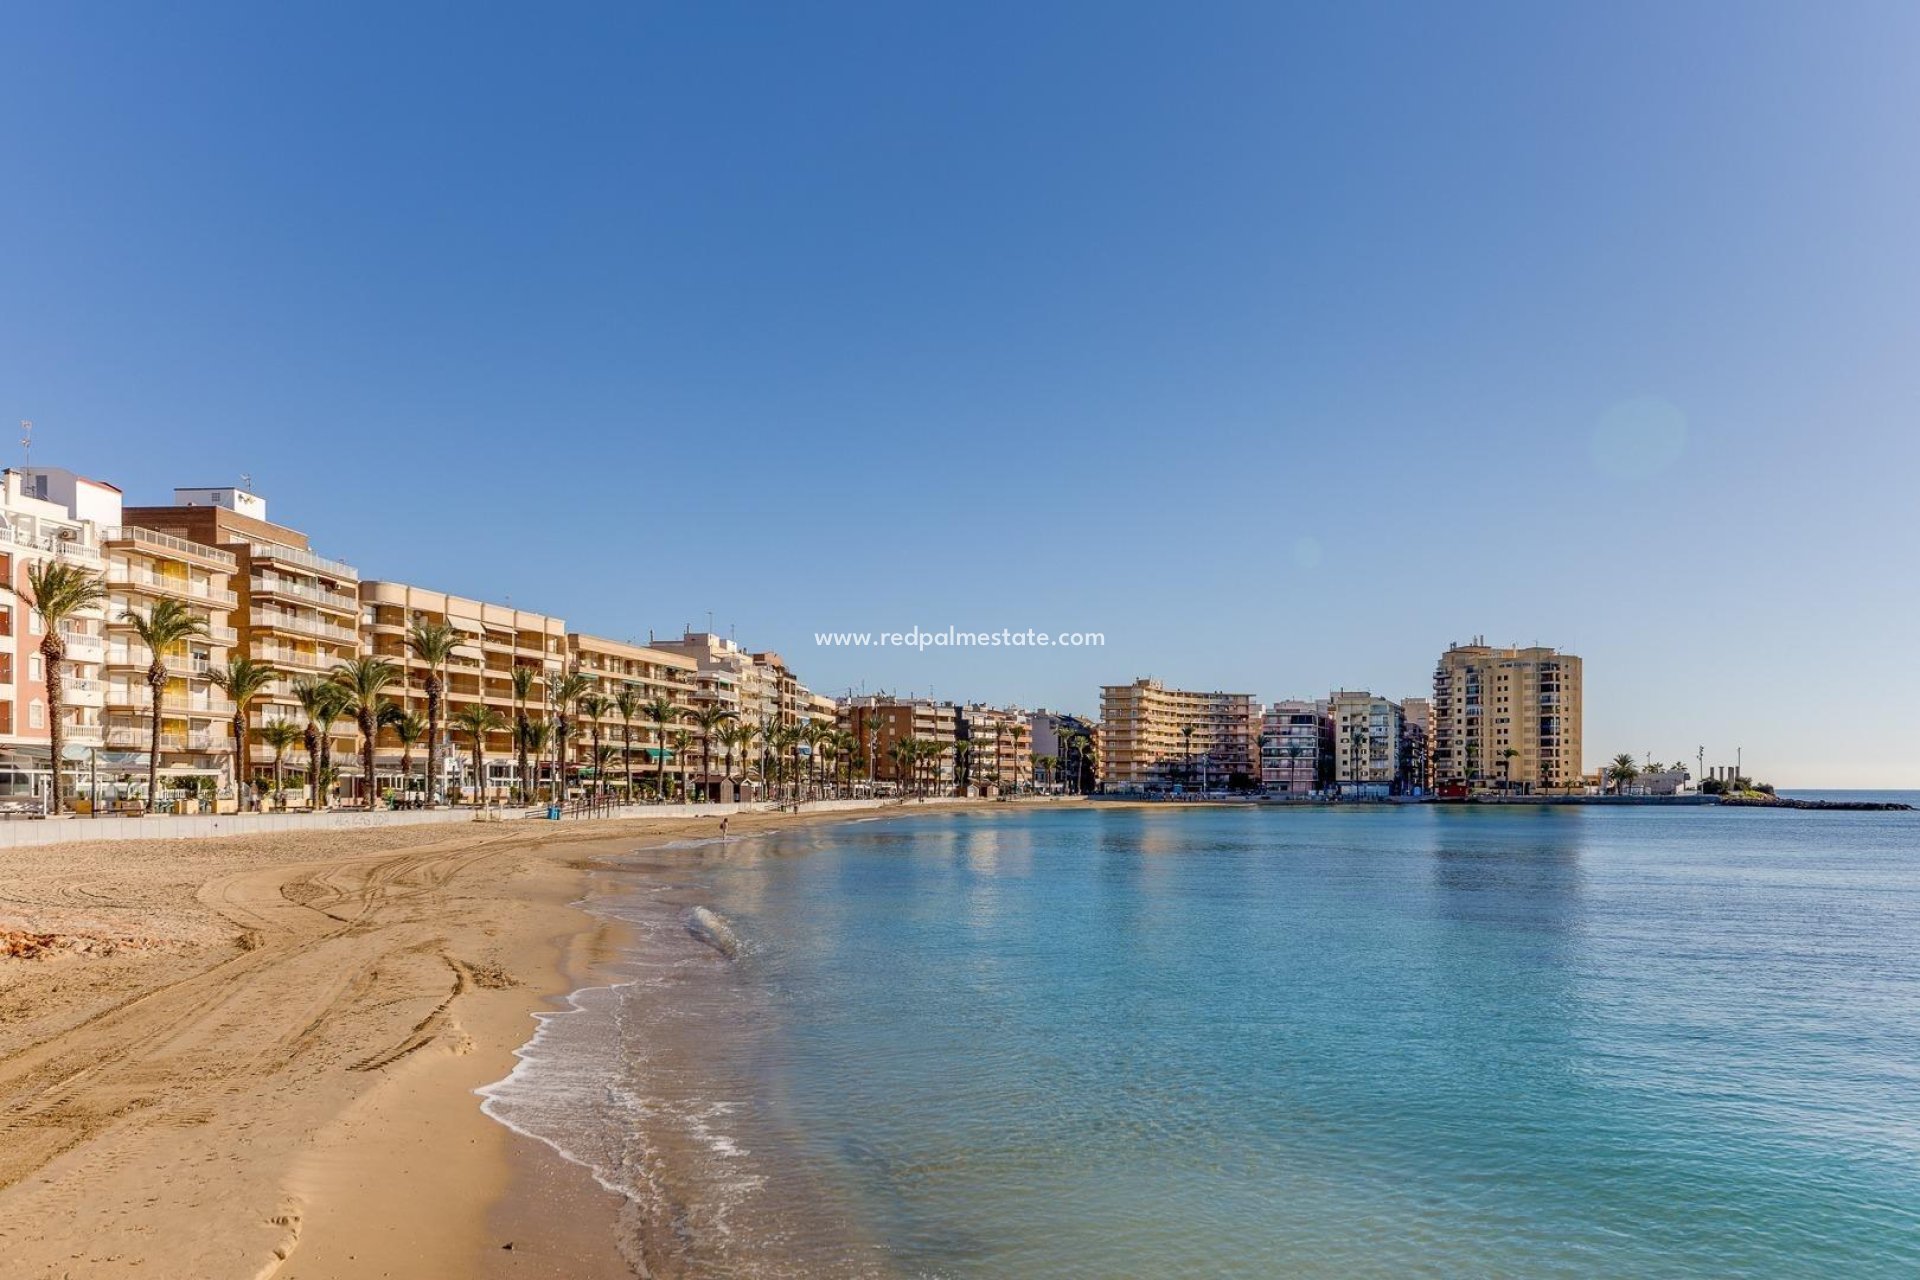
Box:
[250,574,359,612]
[250,610,360,644]
[106,566,239,608]
[245,541,357,582]
[103,525,237,569]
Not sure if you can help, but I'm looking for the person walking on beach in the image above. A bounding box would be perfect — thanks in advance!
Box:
[719,815,730,842]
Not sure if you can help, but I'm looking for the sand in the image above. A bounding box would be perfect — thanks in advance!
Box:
[0,801,1014,1279]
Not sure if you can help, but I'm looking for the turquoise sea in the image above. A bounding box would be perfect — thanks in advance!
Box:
[483,801,1920,1278]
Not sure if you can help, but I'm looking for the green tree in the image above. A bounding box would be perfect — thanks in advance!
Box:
[643,696,681,802]
[332,656,402,810]
[121,598,210,812]
[209,655,278,809]
[577,691,608,801]
[689,705,735,803]
[1608,752,1640,795]
[7,562,108,814]
[549,672,593,802]
[452,704,505,804]
[259,718,302,805]
[612,683,640,803]
[388,708,428,799]
[405,617,461,807]
[510,664,538,802]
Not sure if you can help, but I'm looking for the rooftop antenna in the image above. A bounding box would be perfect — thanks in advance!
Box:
[240,471,253,492]
[19,420,31,472]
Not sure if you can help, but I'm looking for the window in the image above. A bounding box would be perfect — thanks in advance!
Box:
[28,610,42,635]
[0,654,10,683]
[0,702,10,734]
[28,655,41,681]
[29,700,44,729]
[0,605,9,637]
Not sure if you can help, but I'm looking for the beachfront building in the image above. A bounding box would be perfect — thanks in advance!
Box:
[1097,678,1259,792]
[0,469,118,808]
[101,501,239,799]
[957,703,1032,793]
[654,631,805,729]
[1030,709,1098,792]
[1259,699,1331,795]
[1401,696,1432,794]
[565,632,700,798]
[840,695,959,791]
[1329,691,1407,796]
[360,581,566,801]
[1430,639,1584,795]
[123,487,361,804]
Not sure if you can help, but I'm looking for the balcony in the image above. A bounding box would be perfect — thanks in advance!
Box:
[65,677,105,707]
[253,644,336,673]
[251,609,360,645]
[250,574,359,614]
[59,631,107,661]
[245,541,356,582]
[106,566,239,609]
[104,525,237,570]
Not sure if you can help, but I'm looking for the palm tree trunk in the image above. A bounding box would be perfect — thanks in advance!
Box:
[623,723,633,805]
[145,666,165,813]
[273,749,285,803]
[425,676,443,808]
[305,724,320,809]
[42,638,67,815]
[232,707,248,811]
[361,710,378,810]
[657,729,668,802]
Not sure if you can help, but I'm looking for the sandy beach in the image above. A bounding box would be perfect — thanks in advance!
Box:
[0,802,1000,1279]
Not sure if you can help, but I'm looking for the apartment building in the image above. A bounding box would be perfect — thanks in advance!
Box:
[1329,691,1406,794]
[957,703,1032,792]
[1097,679,1258,791]
[840,695,959,788]
[123,487,361,793]
[565,632,700,795]
[100,496,239,788]
[1401,696,1432,794]
[1030,709,1099,791]
[0,469,118,804]
[1259,699,1331,794]
[360,581,566,799]
[1430,639,1584,795]
[651,630,836,732]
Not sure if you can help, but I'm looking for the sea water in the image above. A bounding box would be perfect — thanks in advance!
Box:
[481,803,1920,1277]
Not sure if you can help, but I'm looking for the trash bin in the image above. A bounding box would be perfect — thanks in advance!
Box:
[546,805,562,820]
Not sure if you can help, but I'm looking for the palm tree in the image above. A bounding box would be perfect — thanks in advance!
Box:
[121,598,211,813]
[292,677,329,810]
[612,683,640,803]
[689,705,735,803]
[452,704,505,805]
[1608,752,1640,795]
[576,691,608,801]
[8,562,107,814]
[520,719,553,801]
[549,672,592,803]
[388,708,428,800]
[671,728,693,802]
[1500,746,1521,794]
[259,718,302,806]
[643,696,680,803]
[331,656,401,810]
[593,743,620,804]
[510,664,538,802]
[405,617,461,807]
[953,740,973,793]
[718,722,749,800]
[209,655,278,810]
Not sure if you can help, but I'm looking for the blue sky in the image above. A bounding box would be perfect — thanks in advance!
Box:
[4,2,1917,785]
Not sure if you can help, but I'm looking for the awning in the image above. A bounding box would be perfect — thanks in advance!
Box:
[0,743,106,764]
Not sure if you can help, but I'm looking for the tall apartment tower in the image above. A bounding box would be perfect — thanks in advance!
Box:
[1259,699,1331,794]
[123,487,361,796]
[1097,678,1258,791]
[1430,639,1582,794]
[1329,690,1406,793]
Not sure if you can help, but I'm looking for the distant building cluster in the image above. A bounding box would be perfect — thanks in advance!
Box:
[0,466,1584,811]
[1097,637,1583,798]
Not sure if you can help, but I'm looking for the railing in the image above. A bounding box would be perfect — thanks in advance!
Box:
[103,525,237,568]
[245,541,356,581]
[250,574,358,612]
[105,566,240,608]
[250,610,360,644]
[253,645,335,671]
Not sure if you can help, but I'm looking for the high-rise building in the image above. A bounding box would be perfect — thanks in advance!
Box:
[1430,639,1583,795]
[565,632,700,797]
[102,497,240,791]
[123,487,360,798]
[1097,678,1258,791]
[1030,709,1098,792]
[0,469,118,806]
[1259,699,1330,794]
[840,695,959,788]
[359,581,567,800]
[1400,696,1432,794]
[957,703,1031,792]
[1329,690,1407,793]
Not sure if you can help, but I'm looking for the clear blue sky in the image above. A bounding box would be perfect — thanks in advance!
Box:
[5,2,1917,786]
